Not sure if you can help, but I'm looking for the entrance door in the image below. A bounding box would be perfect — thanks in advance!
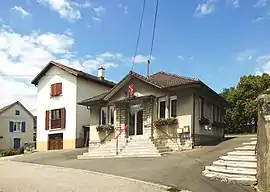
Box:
[136,110,143,135]
[128,110,143,136]
[48,133,63,150]
[13,138,21,149]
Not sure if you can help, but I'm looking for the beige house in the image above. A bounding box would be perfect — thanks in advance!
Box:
[0,101,35,150]
[78,71,229,158]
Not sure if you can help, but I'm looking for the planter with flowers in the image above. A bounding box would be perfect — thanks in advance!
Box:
[153,117,178,128]
[199,117,211,126]
[96,124,114,132]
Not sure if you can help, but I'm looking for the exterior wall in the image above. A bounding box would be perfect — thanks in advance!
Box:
[193,90,225,146]
[76,78,112,147]
[0,104,34,150]
[110,77,165,102]
[36,66,77,151]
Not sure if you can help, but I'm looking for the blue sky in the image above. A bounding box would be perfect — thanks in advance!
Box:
[0,0,269,111]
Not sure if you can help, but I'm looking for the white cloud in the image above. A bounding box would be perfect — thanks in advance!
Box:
[231,0,240,8]
[194,0,218,16]
[12,6,31,17]
[0,24,119,115]
[92,16,101,21]
[177,55,184,60]
[237,49,257,61]
[93,6,105,16]
[38,0,81,21]
[118,4,128,14]
[252,16,265,23]
[71,1,92,8]
[253,0,268,8]
[132,55,155,64]
[256,55,270,74]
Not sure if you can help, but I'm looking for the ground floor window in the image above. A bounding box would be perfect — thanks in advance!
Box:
[109,106,114,125]
[170,96,177,117]
[158,97,166,118]
[100,107,107,125]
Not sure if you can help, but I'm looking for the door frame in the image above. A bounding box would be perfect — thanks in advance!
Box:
[12,137,22,149]
[129,109,143,136]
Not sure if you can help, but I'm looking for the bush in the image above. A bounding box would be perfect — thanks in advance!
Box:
[1,148,23,156]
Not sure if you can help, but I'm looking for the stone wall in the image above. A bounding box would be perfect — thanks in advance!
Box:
[194,134,223,146]
[257,91,270,192]
[143,98,153,137]
[115,104,128,131]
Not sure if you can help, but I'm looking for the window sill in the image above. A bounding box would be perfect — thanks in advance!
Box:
[13,131,21,133]
[50,94,62,98]
[49,128,63,131]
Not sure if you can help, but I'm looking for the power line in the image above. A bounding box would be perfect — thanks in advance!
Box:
[131,0,147,71]
[147,0,160,77]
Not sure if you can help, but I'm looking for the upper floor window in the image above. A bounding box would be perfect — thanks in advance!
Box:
[9,121,26,132]
[158,97,166,119]
[199,97,204,118]
[170,96,177,117]
[45,108,66,130]
[51,83,62,97]
[15,110,20,115]
[109,106,114,125]
[100,107,107,125]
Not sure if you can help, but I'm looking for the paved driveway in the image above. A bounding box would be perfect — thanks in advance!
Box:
[12,136,256,192]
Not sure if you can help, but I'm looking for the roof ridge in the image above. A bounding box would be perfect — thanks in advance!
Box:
[154,71,200,81]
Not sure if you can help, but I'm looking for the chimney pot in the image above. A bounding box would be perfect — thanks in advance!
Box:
[98,65,105,80]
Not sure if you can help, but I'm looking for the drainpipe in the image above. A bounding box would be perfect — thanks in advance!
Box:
[192,94,195,148]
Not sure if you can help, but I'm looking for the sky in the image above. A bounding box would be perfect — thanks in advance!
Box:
[0,0,269,115]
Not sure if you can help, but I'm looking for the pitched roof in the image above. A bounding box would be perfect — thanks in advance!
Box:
[0,101,35,118]
[31,61,116,87]
[78,71,204,105]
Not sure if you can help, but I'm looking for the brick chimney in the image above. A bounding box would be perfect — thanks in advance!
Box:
[98,65,105,80]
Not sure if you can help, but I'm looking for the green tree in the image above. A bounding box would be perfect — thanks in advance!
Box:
[221,73,270,134]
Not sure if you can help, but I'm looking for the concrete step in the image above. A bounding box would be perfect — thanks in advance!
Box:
[227,151,255,156]
[250,138,257,140]
[202,170,257,185]
[213,160,257,169]
[235,146,255,151]
[205,166,257,176]
[242,141,257,145]
[219,155,257,162]
[78,152,161,159]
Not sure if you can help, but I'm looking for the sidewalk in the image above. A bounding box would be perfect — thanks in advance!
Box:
[0,161,175,192]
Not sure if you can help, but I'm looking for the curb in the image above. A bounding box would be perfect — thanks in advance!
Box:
[0,154,24,160]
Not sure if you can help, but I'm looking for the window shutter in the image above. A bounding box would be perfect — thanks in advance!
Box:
[22,122,26,132]
[45,110,50,130]
[60,108,66,129]
[9,121,14,132]
[56,83,62,95]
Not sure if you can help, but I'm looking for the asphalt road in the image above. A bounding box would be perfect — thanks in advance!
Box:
[12,136,256,192]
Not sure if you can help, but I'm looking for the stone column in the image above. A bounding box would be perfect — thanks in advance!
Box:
[115,104,128,132]
[257,90,270,192]
[143,98,153,137]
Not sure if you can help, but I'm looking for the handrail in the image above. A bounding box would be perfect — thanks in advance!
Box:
[152,125,181,151]
[100,129,115,144]
[114,124,128,155]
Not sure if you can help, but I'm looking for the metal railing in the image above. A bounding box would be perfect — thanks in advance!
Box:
[114,124,128,155]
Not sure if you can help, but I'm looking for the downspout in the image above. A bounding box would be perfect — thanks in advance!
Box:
[192,94,196,148]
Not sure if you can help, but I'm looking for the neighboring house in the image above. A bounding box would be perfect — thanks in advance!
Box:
[0,101,34,150]
[78,71,230,157]
[31,61,115,151]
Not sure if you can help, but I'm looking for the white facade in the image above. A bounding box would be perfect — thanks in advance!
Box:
[0,102,34,150]
[35,65,113,151]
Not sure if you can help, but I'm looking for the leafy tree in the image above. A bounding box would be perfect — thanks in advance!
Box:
[221,73,270,134]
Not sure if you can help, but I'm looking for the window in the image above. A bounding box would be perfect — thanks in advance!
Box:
[51,109,61,129]
[158,98,166,118]
[15,110,20,115]
[212,104,216,121]
[13,122,21,132]
[100,107,107,125]
[199,97,204,118]
[50,83,62,97]
[170,96,177,117]
[216,106,220,122]
[109,106,114,125]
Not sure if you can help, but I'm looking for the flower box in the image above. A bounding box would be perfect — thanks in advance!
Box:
[96,124,114,132]
[153,118,178,127]
[199,117,210,126]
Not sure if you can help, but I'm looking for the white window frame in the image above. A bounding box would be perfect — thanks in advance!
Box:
[108,106,114,125]
[170,96,177,117]
[13,121,22,132]
[100,107,107,125]
[158,97,166,119]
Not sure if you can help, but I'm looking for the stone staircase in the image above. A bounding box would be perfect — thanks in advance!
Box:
[77,135,173,159]
[202,137,257,185]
